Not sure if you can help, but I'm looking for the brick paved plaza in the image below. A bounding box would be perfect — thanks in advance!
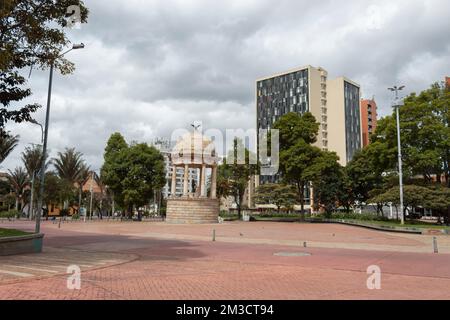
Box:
[0,220,449,300]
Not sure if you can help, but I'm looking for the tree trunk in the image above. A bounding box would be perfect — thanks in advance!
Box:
[112,197,115,218]
[78,188,82,212]
[127,204,133,219]
[237,192,242,220]
[298,182,305,221]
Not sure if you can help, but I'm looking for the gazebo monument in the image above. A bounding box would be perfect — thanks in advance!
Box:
[166,127,219,224]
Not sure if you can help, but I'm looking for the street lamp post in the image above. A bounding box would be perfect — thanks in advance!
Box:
[89,171,94,220]
[29,119,44,145]
[388,85,405,225]
[35,43,84,234]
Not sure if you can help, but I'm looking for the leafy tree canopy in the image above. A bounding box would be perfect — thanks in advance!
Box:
[372,82,450,185]
[0,0,89,128]
[254,183,298,212]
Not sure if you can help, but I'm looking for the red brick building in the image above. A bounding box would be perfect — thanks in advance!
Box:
[446,76,450,88]
[360,98,378,147]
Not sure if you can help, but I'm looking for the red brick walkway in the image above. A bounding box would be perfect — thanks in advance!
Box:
[0,221,449,299]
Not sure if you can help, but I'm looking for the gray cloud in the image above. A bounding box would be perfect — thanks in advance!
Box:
[3,0,450,172]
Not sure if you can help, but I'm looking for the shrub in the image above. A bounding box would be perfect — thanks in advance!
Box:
[321,212,390,222]
[219,211,237,218]
[257,212,298,218]
[0,210,19,219]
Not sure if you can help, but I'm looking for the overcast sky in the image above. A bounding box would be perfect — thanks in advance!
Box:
[3,0,450,172]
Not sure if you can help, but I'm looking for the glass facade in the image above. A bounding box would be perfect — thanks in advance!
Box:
[256,69,311,204]
[344,81,361,163]
[257,69,309,131]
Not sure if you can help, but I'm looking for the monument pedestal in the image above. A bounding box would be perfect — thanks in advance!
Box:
[166,198,219,224]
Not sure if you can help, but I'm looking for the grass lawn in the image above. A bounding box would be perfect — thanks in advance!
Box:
[0,228,31,238]
[335,219,450,230]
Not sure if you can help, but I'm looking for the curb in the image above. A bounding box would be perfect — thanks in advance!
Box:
[0,233,44,255]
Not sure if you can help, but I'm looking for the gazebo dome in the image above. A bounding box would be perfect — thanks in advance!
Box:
[171,131,217,166]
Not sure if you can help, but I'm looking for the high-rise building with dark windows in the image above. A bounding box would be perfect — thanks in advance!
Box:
[255,67,362,210]
[256,66,329,205]
[327,77,362,165]
[256,65,329,150]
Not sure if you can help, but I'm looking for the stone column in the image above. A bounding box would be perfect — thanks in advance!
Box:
[183,164,189,197]
[211,165,217,199]
[171,166,177,197]
[200,164,206,197]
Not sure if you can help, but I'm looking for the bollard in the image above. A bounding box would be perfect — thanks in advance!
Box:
[433,236,438,254]
[212,229,216,242]
[303,241,307,248]
[58,218,61,229]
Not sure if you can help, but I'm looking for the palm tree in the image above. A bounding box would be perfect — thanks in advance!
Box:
[22,145,48,218]
[0,132,19,165]
[22,145,46,177]
[75,163,90,210]
[7,167,29,212]
[53,148,87,208]
[53,148,87,182]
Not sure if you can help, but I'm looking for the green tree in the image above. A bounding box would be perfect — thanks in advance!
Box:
[0,0,89,128]
[74,164,90,209]
[121,143,166,220]
[219,138,258,219]
[273,112,323,220]
[52,147,87,208]
[311,151,344,216]
[254,183,298,213]
[100,132,129,212]
[42,171,73,213]
[345,138,398,212]
[368,185,450,219]
[372,82,450,186]
[53,148,86,183]
[22,145,46,177]
[21,144,48,217]
[7,167,28,211]
[0,132,19,164]
[275,112,319,146]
